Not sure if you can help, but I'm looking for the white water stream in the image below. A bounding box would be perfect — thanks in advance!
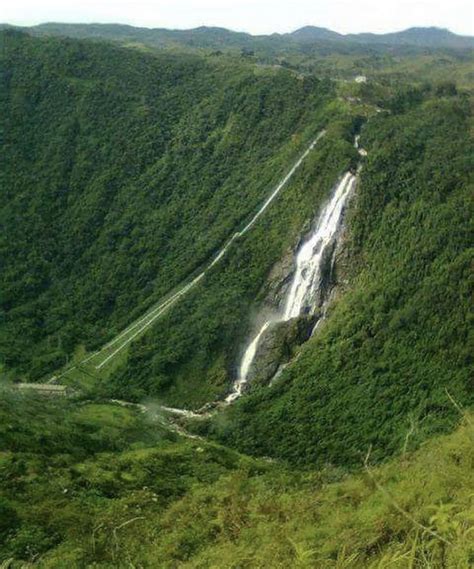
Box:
[115,137,367,422]
[56,127,366,423]
[57,131,327,376]
[226,169,358,403]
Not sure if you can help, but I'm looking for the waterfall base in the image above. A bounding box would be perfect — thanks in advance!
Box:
[244,315,318,388]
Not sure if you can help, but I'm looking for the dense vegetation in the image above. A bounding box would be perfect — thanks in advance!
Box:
[7,22,474,50]
[1,30,337,380]
[5,22,474,89]
[1,28,473,567]
[204,92,473,467]
[103,121,358,406]
[0,393,472,567]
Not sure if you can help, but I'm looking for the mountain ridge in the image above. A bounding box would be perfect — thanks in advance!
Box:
[1,22,473,569]
[2,22,473,49]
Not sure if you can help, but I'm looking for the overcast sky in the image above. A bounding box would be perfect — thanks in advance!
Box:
[3,0,474,36]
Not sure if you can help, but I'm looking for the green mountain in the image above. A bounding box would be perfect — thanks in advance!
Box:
[286,25,343,42]
[4,22,474,50]
[0,27,473,568]
[1,30,339,380]
[288,25,474,49]
[4,22,473,92]
[347,26,474,48]
[206,94,473,467]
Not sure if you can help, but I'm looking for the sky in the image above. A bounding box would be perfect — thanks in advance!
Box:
[2,0,474,36]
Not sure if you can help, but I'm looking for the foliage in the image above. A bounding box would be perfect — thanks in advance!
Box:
[7,22,474,89]
[0,30,336,380]
[0,393,472,567]
[207,94,473,467]
[103,121,357,406]
[1,29,473,568]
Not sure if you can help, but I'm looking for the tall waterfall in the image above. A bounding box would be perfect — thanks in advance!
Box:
[226,170,358,403]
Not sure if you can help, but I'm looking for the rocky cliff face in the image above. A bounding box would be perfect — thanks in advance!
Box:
[241,192,355,392]
[245,315,318,387]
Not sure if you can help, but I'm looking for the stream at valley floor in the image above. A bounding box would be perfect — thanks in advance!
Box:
[55,133,367,423]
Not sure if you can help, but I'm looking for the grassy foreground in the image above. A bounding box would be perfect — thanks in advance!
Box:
[0,392,472,567]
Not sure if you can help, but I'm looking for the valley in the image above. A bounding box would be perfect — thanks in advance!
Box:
[0,22,473,568]
[59,131,327,377]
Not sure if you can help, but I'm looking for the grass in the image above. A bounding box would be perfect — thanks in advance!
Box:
[72,403,137,429]
[1,390,472,567]
[156,415,474,568]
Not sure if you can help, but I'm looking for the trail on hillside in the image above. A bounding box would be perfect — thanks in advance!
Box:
[226,136,366,402]
[55,133,368,438]
[155,136,367,425]
[56,131,326,379]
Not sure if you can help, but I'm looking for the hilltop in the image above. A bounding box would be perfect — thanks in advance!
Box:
[2,22,473,49]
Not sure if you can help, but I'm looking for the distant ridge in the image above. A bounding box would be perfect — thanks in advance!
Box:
[287,25,474,48]
[286,26,342,42]
[346,26,474,48]
[1,22,473,50]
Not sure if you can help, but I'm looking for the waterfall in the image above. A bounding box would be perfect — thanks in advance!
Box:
[283,172,356,318]
[226,321,271,403]
[66,131,326,376]
[226,170,358,403]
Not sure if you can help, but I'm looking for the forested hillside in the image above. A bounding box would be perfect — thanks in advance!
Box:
[5,22,474,88]
[206,92,473,467]
[102,122,357,406]
[1,30,338,380]
[1,26,473,568]
[6,22,474,50]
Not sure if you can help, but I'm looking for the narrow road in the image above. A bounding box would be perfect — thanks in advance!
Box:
[57,131,326,377]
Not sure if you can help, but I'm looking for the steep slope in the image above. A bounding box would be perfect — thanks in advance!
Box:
[1,27,473,569]
[206,93,473,467]
[0,392,471,567]
[101,123,358,406]
[1,30,337,380]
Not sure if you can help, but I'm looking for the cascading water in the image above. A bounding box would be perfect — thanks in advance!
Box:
[283,171,357,319]
[226,322,271,403]
[226,167,360,403]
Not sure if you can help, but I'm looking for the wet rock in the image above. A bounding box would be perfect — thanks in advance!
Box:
[261,248,295,309]
[330,217,355,294]
[234,176,357,394]
[312,235,338,308]
[259,218,313,310]
[245,314,318,388]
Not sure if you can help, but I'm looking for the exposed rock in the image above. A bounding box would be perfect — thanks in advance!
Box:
[259,218,313,309]
[245,314,318,388]
[260,248,295,309]
[329,208,356,295]
[234,175,357,393]
[309,235,338,310]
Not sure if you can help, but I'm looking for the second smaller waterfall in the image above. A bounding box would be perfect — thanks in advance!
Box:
[226,171,357,403]
[226,321,271,403]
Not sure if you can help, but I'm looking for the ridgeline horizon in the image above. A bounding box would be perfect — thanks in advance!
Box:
[2,21,473,49]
